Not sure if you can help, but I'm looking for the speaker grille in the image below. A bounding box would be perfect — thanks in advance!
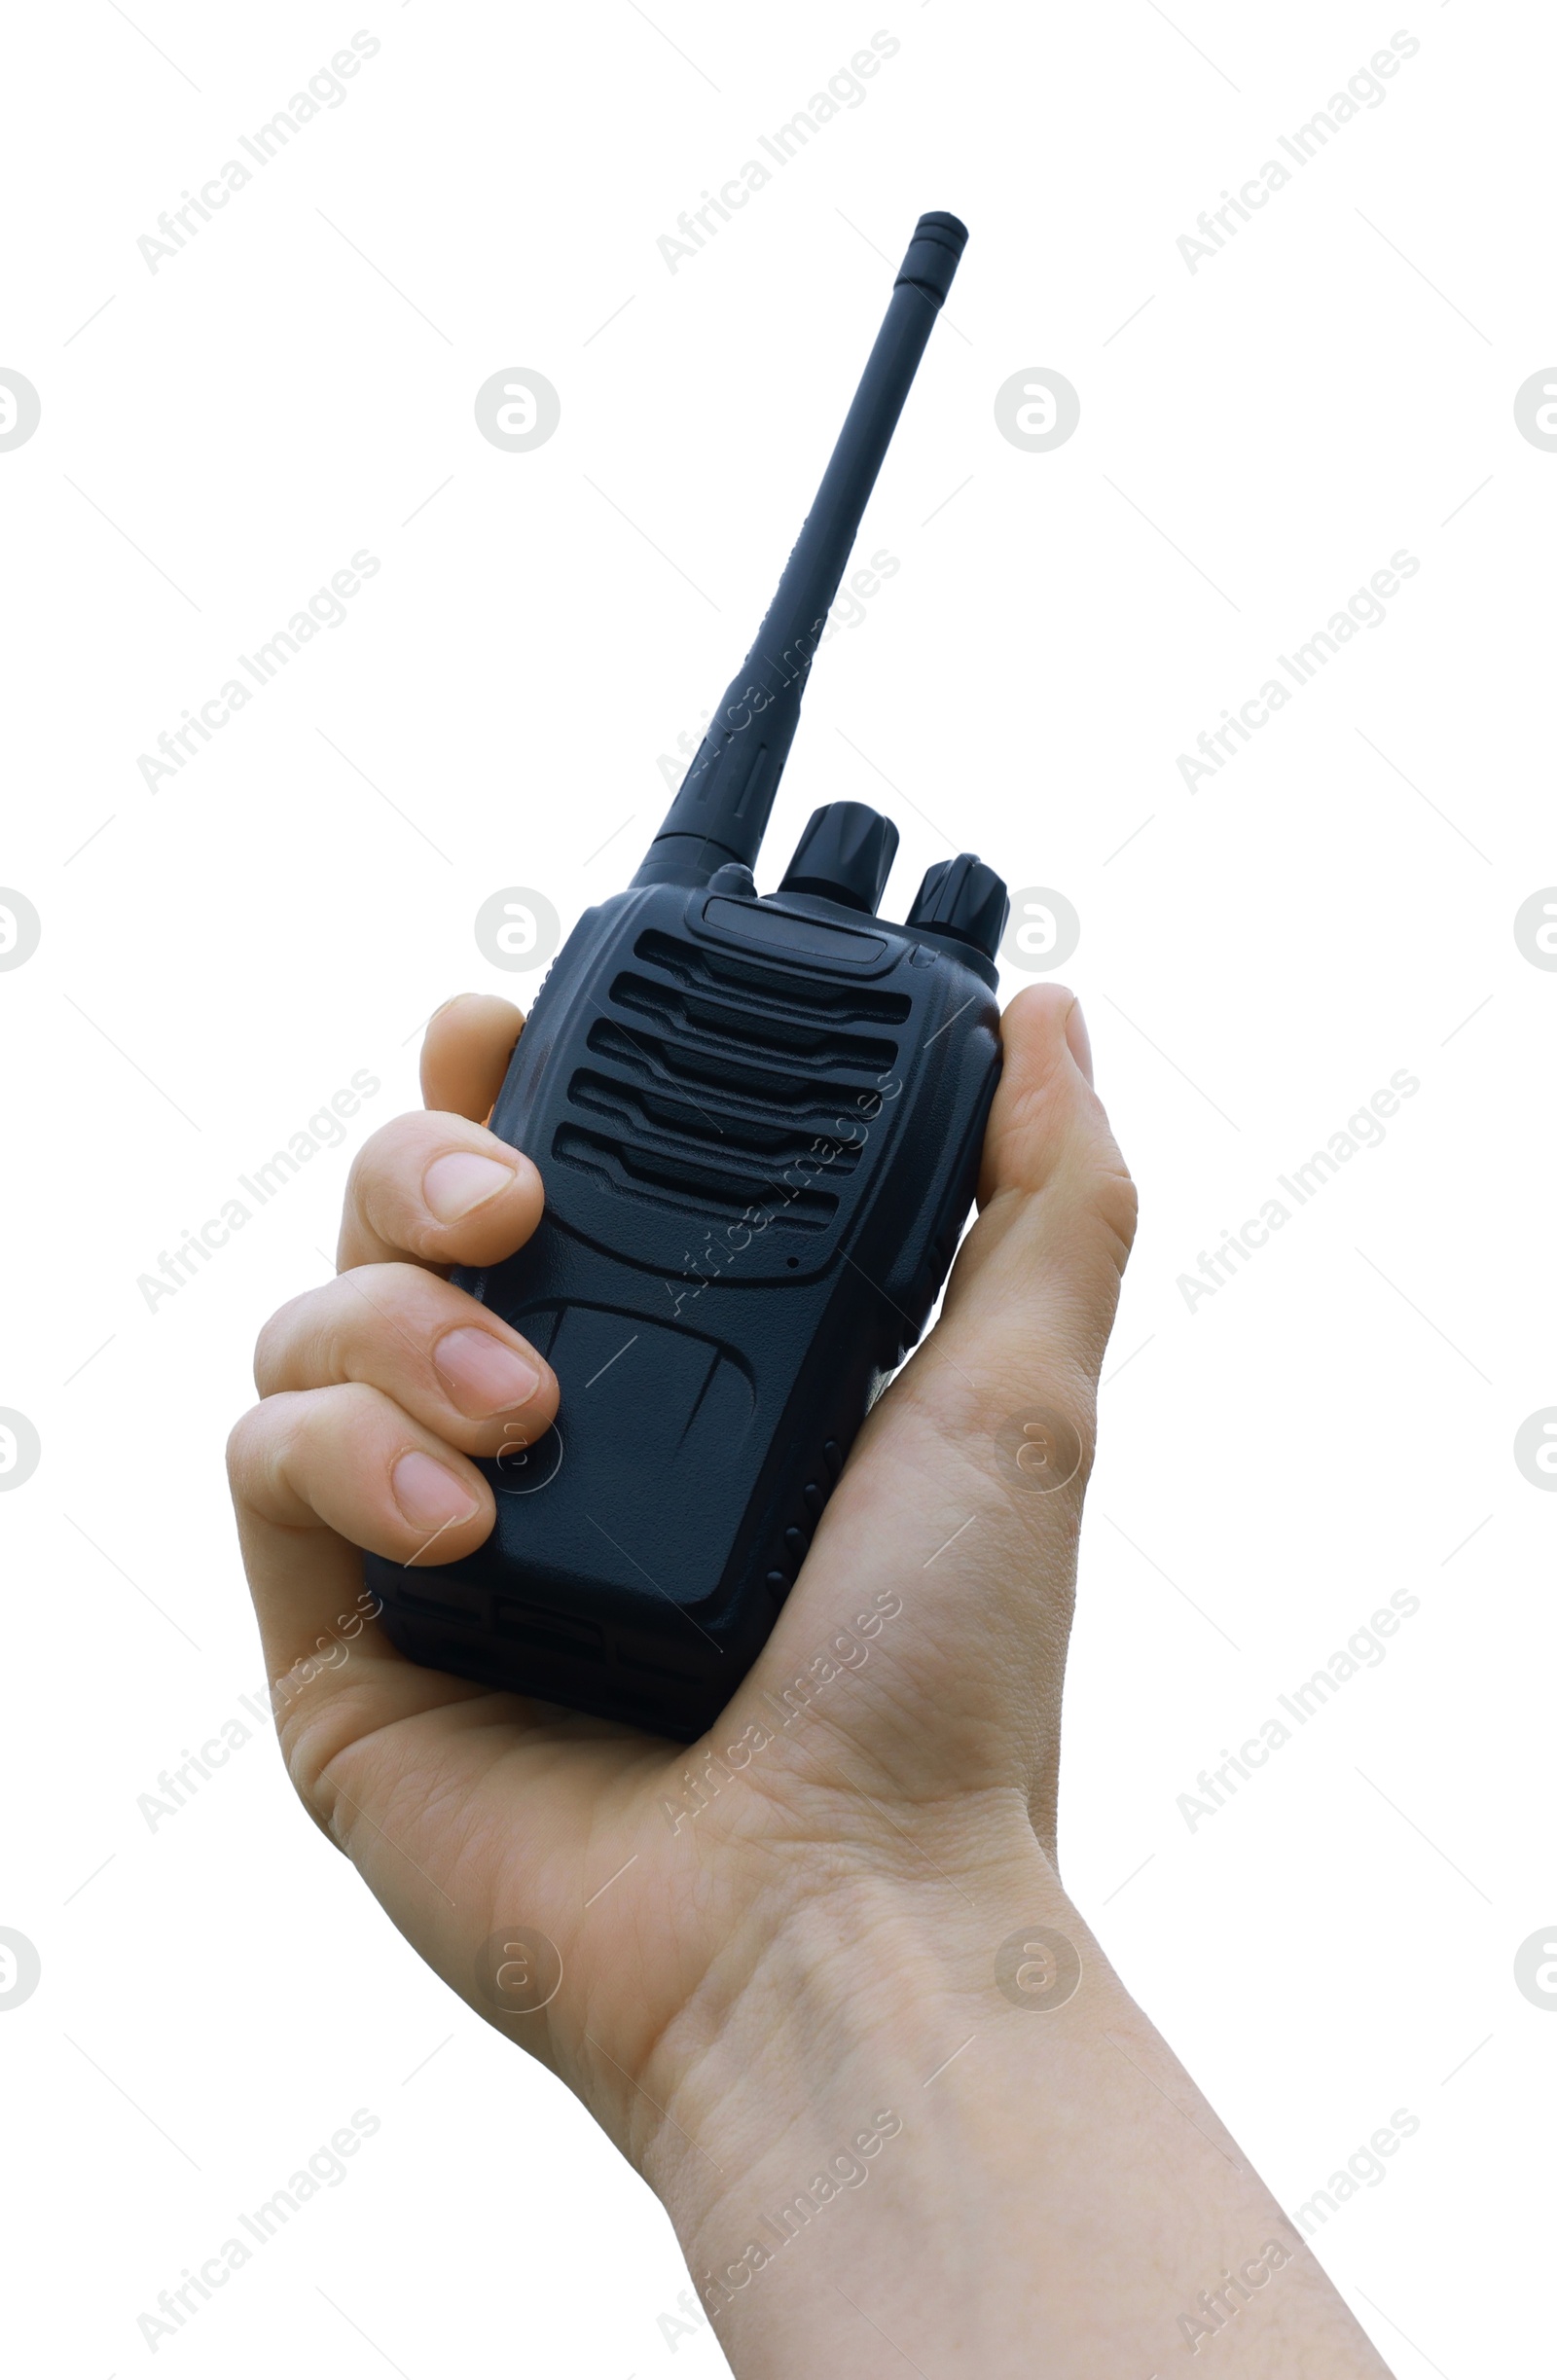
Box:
[551,928,902,1222]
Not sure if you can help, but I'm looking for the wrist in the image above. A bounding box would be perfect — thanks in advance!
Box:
[634,1796,1082,2353]
[618,1793,1358,2378]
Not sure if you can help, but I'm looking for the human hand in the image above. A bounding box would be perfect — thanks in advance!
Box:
[228,984,1391,2376]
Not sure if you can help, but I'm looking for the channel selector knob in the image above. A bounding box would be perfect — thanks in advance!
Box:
[905,853,1009,960]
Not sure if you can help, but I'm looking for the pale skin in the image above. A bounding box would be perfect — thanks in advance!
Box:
[228,983,1395,2377]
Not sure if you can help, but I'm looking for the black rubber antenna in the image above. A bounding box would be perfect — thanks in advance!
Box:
[633,211,967,888]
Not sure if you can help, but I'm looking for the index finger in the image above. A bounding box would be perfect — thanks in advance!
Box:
[337,1110,544,1272]
[337,994,538,1271]
[420,992,525,1122]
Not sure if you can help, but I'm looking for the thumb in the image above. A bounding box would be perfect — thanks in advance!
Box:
[817,984,1138,1827]
[927,984,1138,1427]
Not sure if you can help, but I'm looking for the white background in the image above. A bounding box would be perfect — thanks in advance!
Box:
[1,2,1552,2371]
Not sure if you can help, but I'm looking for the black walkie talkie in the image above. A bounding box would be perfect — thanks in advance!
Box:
[365,213,1007,1738]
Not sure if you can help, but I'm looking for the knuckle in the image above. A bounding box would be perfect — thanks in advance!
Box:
[225,1402,265,1490]
[346,1112,426,1207]
[225,1394,310,1514]
[338,1264,459,1369]
[1093,1163,1139,1272]
[369,1257,450,1311]
[253,1287,320,1393]
[352,1110,419,1170]
[275,1711,357,1851]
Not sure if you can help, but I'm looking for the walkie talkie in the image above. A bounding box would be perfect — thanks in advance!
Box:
[365,213,1008,1739]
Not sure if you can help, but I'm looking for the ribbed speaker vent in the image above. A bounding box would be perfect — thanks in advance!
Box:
[550,929,903,1224]
[632,930,911,1028]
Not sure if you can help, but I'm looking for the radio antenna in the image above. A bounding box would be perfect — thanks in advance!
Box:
[633,211,967,888]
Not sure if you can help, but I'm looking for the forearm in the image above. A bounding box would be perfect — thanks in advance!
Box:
[641,1828,1392,2378]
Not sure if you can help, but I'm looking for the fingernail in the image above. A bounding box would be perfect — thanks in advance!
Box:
[1065,997,1094,1085]
[433,1326,541,1417]
[391,1450,478,1532]
[422,1151,515,1221]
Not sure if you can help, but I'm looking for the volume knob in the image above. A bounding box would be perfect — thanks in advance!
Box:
[778,802,899,915]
